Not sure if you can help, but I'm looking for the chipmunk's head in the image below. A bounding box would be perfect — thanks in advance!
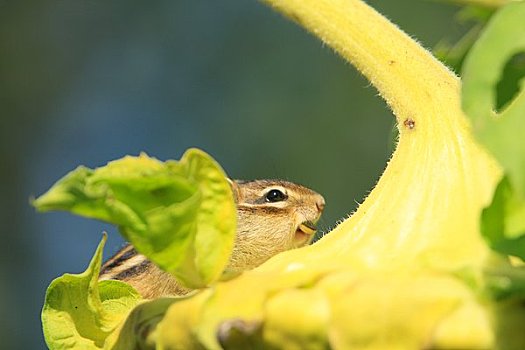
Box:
[226,179,325,272]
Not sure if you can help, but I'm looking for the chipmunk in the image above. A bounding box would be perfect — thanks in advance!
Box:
[99,179,325,298]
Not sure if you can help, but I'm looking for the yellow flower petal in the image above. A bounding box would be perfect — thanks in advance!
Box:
[154,0,506,348]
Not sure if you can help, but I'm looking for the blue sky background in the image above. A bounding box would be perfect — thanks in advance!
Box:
[0,1,463,348]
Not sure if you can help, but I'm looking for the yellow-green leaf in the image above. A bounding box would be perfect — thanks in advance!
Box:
[34,149,237,288]
[42,234,141,350]
[462,1,525,195]
[481,176,525,259]
[462,1,525,260]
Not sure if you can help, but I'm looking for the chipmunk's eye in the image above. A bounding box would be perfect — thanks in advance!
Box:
[265,189,287,202]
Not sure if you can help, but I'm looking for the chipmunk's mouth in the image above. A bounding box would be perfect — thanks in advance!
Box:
[294,220,317,246]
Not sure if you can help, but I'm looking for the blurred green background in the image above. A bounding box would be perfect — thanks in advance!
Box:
[0,1,464,348]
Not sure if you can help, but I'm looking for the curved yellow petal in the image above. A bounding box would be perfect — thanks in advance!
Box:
[155,0,506,348]
[260,0,501,271]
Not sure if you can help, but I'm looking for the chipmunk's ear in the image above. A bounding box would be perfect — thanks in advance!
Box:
[226,178,241,203]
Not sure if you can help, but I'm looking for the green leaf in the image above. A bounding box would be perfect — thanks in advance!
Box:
[42,234,141,350]
[34,149,237,288]
[462,1,525,195]
[481,176,525,259]
[462,2,525,260]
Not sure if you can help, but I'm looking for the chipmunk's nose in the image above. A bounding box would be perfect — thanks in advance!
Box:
[316,196,326,212]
